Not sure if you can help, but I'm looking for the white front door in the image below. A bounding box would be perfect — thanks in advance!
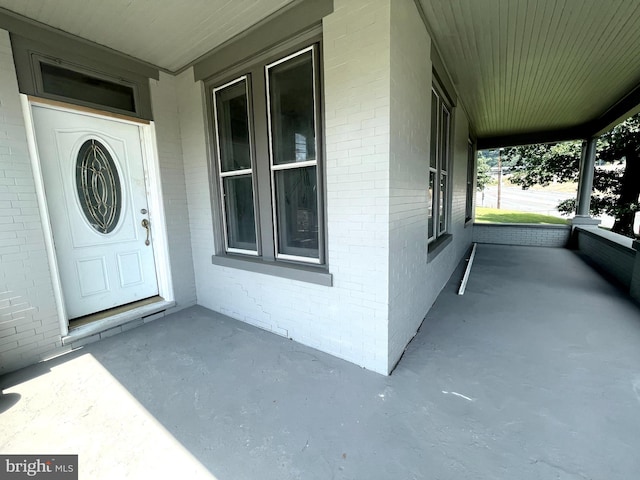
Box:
[32,105,159,319]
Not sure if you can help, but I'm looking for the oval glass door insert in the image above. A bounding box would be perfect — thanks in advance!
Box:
[75,139,122,234]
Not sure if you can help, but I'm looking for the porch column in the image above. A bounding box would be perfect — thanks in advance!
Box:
[572,137,600,226]
[631,240,640,303]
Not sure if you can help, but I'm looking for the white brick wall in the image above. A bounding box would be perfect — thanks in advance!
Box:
[387,0,432,368]
[179,0,392,374]
[386,0,474,368]
[473,224,571,248]
[420,106,474,315]
[0,30,61,374]
[149,72,197,310]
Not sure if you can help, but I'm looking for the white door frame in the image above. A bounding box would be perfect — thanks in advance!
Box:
[21,95,175,336]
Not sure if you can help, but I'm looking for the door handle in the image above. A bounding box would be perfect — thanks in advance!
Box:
[141,218,151,246]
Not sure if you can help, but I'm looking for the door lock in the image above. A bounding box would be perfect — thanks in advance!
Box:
[141,218,151,246]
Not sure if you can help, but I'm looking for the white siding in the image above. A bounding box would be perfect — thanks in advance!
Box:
[149,72,197,310]
[0,30,61,374]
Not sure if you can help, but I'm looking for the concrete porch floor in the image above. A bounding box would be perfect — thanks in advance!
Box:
[2,244,640,479]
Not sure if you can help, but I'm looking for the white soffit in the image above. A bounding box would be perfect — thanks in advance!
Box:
[419,0,640,139]
[0,0,294,72]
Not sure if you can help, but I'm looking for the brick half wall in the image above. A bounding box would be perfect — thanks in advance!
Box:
[473,223,571,248]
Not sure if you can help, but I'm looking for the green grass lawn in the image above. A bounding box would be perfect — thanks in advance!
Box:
[475,207,569,224]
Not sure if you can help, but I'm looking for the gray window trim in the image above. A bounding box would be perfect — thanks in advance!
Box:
[9,33,155,120]
[32,54,142,118]
[265,45,323,265]
[211,254,332,287]
[212,75,260,256]
[427,233,453,259]
[206,36,328,281]
[429,81,453,244]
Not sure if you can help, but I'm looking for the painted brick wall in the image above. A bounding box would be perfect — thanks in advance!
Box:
[473,223,571,248]
[0,30,61,374]
[149,72,197,310]
[387,0,432,369]
[576,228,635,288]
[386,0,475,368]
[178,0,392,374]
[175,69,216,304]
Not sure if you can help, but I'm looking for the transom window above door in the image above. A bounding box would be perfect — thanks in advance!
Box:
[210,43,324,266]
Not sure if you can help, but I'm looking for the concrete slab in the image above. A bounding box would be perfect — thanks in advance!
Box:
[2,244,640,479]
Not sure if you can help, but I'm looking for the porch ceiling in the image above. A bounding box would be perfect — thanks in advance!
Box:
[1,1,639,146]
[0,0,294,72]
[419,0,640,146]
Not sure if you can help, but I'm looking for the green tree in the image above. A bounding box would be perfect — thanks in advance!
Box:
[476,154,492,191]
[504,114,640,238]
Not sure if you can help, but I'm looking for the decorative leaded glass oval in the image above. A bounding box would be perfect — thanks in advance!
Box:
[75,139,122,234]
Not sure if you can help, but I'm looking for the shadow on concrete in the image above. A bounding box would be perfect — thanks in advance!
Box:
[2,244,640,479]
[0,391,20,414]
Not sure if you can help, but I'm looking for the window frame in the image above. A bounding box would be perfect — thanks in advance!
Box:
[265,45,323,264]
[428,83,453,245]
[212,75,260,256]
[207,39,326,268]
[465,139,476,223]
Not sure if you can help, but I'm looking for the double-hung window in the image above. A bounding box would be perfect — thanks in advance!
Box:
[212,44,323,265]
[428,84,452,243]
[213,77,258,254]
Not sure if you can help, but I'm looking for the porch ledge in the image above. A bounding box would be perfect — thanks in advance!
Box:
[62,299,175,345]
[472,222,571,248]
[473,222,571,229]
[575,225,635,251]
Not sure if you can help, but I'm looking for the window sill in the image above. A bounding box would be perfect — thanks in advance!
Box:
[211,254,333,286]
[427,234,453,262]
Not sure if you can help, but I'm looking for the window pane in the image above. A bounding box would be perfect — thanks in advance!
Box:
[428,171,435,239]
[223,175,257,251]
[439,174,447,233]
[430,91,438,169]
[215,79,252,172]
[274,166,319,258]
[268,50,316,165]
[41,63,136,113]
[76,139,122,234]
[441,105,450,173]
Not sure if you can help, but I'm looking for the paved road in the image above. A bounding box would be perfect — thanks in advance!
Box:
[476,185,640,231]
[476,186,573,216]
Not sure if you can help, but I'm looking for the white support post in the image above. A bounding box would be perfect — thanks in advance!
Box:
[572,137,600,227]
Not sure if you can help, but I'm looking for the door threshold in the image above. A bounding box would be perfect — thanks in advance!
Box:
[62,298,175,345]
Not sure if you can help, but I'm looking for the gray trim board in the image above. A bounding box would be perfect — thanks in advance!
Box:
[0,8,160,79]
[587,81,640,137]
[211,255,333,287]
[193,0,332,81]
[431,47,457,108]
[10,34,154,120]
[427,233,453,261]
